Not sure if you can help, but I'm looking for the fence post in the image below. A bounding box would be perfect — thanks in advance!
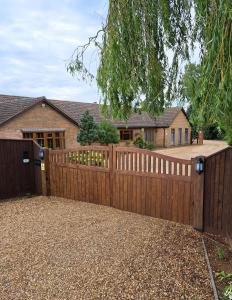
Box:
[41,148,51,196]
[109,144,116,207]
[191,156,205,231]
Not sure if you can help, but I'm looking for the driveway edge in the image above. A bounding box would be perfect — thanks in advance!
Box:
[202,237,219,300]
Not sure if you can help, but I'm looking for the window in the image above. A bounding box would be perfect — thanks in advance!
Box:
[23,131,65,149]
[36,132,45,147]
[120,130,133,141]
[170,128,175,145]
[144,129,154,143]
[185,128,189,144]
[178,128,182,145]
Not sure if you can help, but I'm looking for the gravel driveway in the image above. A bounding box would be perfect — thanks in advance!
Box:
[155,140,228,159]
[0,196,212,299]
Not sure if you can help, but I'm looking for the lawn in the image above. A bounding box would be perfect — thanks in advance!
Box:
[0,196,213,299]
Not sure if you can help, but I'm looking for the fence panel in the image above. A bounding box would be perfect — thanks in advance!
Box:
[49,146,111,206]
[49,145,195,226]
[204,147,232,238]
[0,139,36,199]
[112,147,194,225]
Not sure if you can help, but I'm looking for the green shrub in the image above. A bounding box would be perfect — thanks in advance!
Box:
[215,271,232,282]
[125,140,132,146]
[134,136,145,148]
[145,143,155,150]
[134,136,155,150]
[97,121,120,145]
[216,246,226,260]
[77,110,98,145]
[223,283,232,300]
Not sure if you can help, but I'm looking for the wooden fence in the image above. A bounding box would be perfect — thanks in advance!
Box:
[1,140,231,238]
[0,139,42,199]
[48,145,204,230]
[204,147,232,239]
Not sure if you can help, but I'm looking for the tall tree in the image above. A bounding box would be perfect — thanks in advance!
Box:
[77,111,98,145]
[68,0,232,143]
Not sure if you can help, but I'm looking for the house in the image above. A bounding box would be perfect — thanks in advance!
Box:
[0,94,191,149]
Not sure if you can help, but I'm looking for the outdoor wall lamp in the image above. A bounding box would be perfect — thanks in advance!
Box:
[195,157,204,175]
[39,149,45,160]
[22,151,30,164]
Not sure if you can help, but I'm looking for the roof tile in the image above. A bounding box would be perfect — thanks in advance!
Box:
[0,94,183,128]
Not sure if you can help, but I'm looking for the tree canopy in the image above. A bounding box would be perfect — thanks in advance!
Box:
[68,0,232,143]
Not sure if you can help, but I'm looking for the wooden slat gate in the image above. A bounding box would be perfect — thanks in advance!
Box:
[204,147,232,239]
[0,139,42,199]
[49,145,204,230]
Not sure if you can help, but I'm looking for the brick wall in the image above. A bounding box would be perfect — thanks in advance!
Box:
[165,111,191,147]
[155,128,166,147]
[0,102,79,148]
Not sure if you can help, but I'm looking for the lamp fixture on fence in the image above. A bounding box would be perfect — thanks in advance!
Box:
[39,149,45,160]
[195,157,204,175]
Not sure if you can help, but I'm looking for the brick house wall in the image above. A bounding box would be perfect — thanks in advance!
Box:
[153,111,191,148]
[154,128,166,147]
[165,111,191,147]
[0,102,79,148]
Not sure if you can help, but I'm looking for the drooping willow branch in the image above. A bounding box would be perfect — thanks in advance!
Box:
[68,0,232,143]
[67,27,106,81]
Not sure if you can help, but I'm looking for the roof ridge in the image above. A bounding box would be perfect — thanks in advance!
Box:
[0,94,188,129]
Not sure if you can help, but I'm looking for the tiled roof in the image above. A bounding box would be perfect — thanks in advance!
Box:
[0,94,184,128]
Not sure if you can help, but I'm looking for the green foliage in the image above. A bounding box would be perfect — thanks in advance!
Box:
[215,271,232,282]
[216,246,226,260]
[146,143,155,150]
[69,0,193,119]
[68,151,107,167]
[97,121,120,145]
[77,111,98,145]
[134,136,145,149]
[183,66,226,141]
[69,1,232,141]
[204,125,225,140]
[125,140,132,146]
[193,0,232,145]
[224,283,232,300]
[134,136,155,150]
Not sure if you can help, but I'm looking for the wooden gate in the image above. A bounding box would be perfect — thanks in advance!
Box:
[48,145,204,229]
[204,147,232,239]
[0,139,42,199]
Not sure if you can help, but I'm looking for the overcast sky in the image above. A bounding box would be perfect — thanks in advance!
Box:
[0,0,107,102]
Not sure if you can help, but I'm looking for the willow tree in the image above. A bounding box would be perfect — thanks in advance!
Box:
[193,0,232,144]
[68,0,232,143]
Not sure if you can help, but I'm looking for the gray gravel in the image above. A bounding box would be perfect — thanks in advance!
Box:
[0,196,213,299]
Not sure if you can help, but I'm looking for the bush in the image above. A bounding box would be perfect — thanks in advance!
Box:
[145,143,155,150]
[134,136,155,150]
[97,121,120,145]
[125,140,132,146]
[77,111,98,145]
[134,136,145,148]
